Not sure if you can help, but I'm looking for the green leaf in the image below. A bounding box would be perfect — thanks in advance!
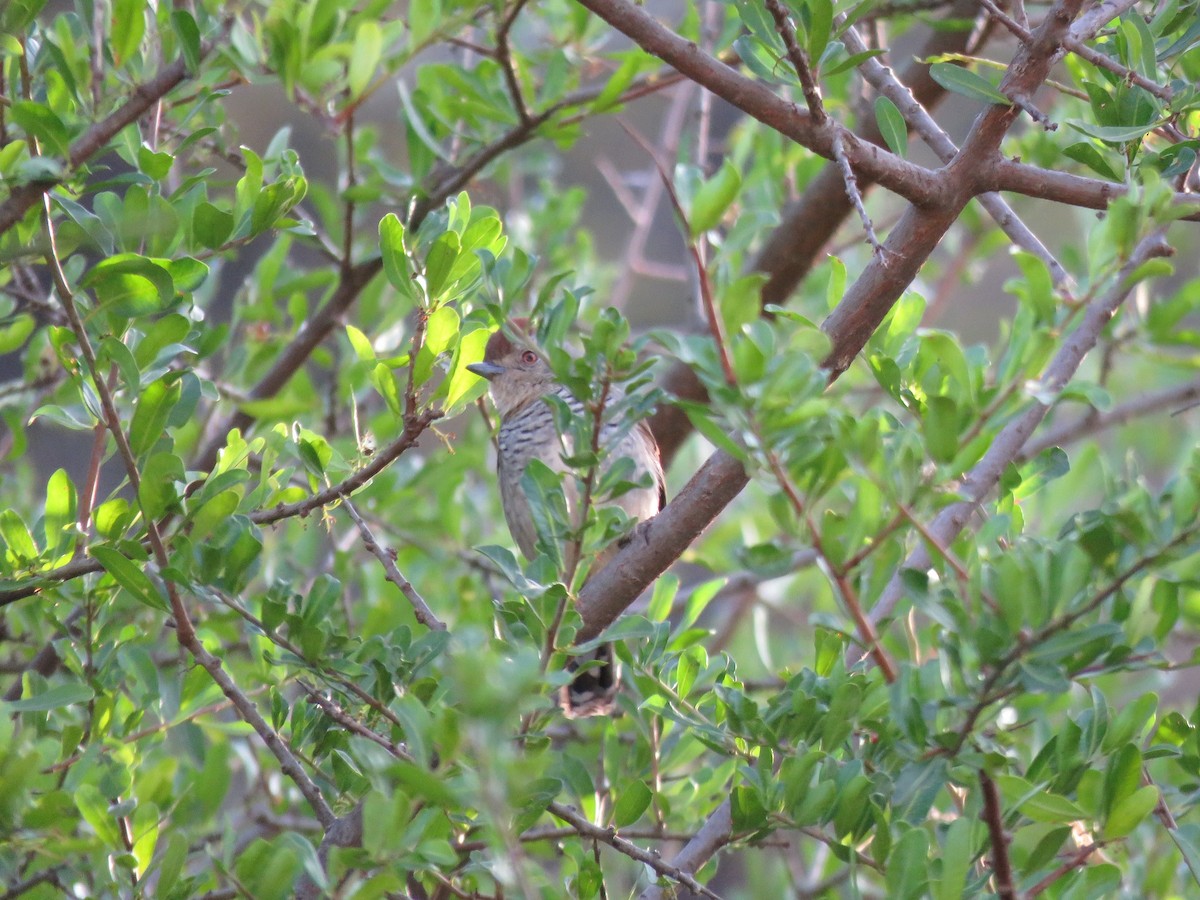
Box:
[1126,258,1174,285]
[10,101,70,158]
[189,490,241,542]
[998,775,1087,823]
[0,313,35,353]
[82,254,175,316]
[424,231,461,300]
[91,545,167,611]
[0,509,38,565]
[4,681,93,712]
[874,96,908,157]
[689,159,742,235]
[823,47,885,78]
[94,498,132,539]
[193,202,234,249]
[730,784,769,832]
[1167,823,1200,887]
[929,63,1011,106]
[937,817,973,900]
[171,9,202,72]
[409,0,441,47]
[1066,119,1163,143]
[345,324,376,361]
[371,362,402,416]
[348,21,383,98]
[443,326,491,410]
[130,376,182,459]
[1103,743,1143,815]
[592,51,644,112]
[424,305,460,359]
[137,144,173,180]
[922,396,958,464]
[885,827,930,900]
[138,452,184,519]
[380,213,415,297]
[807,0,833,64]
[43,469,77,565]
[1102,784,1158,839]
[647,572,680,622]
[1065,141,1118,181]
[1014,447,1070,499]
[111,0,146,66]
[892,759,948,824]
[611,781,653,828]
[163,256,209,292]
[250,176,307,235]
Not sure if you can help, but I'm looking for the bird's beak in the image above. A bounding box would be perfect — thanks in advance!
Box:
[466,361,505,380]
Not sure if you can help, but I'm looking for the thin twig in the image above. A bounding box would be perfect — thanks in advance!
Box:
[41,196,335,829]
[496,0,532,124]
[764,0,827,123]
[298,682,415,761]
[831,129,886,256]
[250,407,443,526]
[1026,841,1102,895]
[1020,376,1200,461]
[342,498,447,631]
[762,447,897,681]
[618,121,737,385]
[980,772,1016,900]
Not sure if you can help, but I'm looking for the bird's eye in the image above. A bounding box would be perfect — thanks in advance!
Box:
[521,350,538,365]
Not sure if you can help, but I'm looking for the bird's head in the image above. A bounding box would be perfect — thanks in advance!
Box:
[467,318,554,417]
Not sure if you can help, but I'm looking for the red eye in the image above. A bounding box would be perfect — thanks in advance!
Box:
[521,350,538,365]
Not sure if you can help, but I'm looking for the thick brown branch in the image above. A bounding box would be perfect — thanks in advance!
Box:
[572,0,946,206]
[822,0,1086,377]
[651,0,988,465]
[575,449,748,642]
[991,160,1200,222]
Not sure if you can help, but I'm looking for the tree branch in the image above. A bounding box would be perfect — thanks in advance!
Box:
[650,0,989,465]
[546,801,725,900]
[1019,376,1200,462]
[0,25,226,237]
[638,799,733,900]
[342,498,447,631]
[573,0,946,206]
[575,449,748,642]
[980,771,1016,900]
[821,0,1087,377]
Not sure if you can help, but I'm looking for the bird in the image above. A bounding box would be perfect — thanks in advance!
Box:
[467,318,665,717]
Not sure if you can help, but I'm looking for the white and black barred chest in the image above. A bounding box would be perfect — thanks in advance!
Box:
[496,386,663,560]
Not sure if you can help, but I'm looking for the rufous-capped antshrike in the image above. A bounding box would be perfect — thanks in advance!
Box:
[468,319,664,717]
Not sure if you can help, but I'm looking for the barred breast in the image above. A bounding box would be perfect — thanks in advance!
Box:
[496,386,664,560]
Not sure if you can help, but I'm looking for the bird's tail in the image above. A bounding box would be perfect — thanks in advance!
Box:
[560,643,620,718]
